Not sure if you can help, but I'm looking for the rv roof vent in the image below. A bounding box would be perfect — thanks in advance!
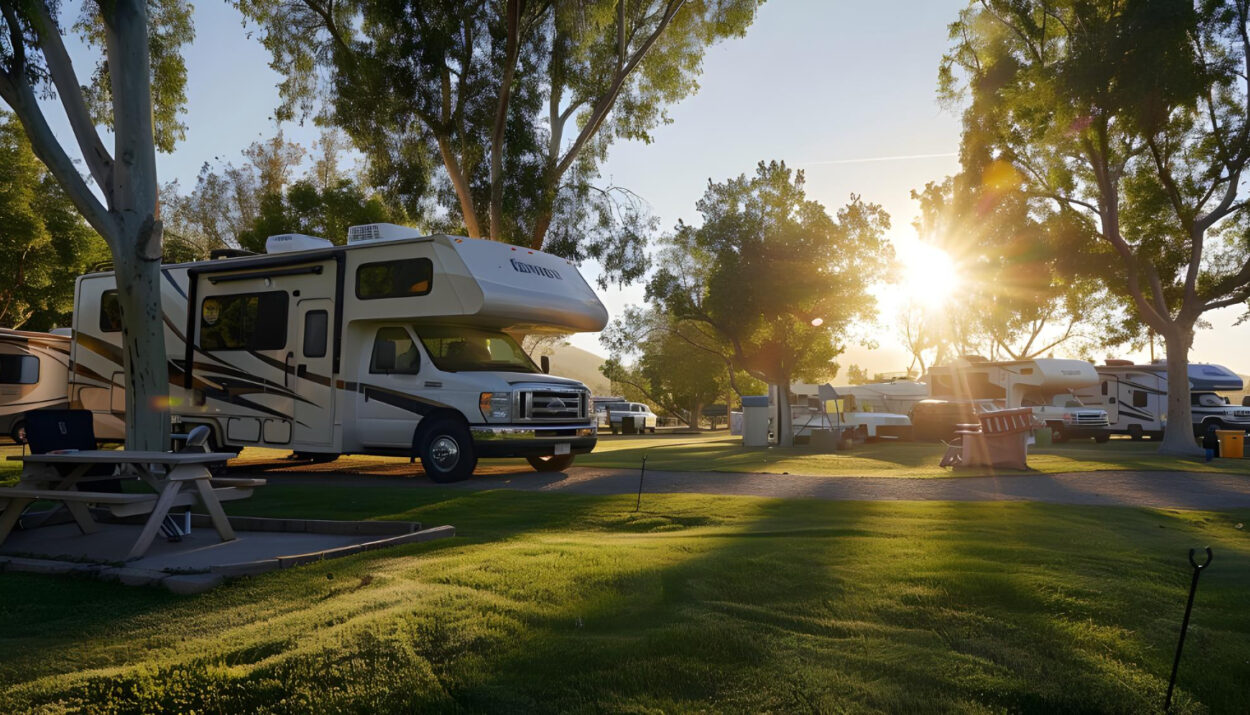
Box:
[265,233,333,254]
[347,222,421,244]
[1104,359,1133,366]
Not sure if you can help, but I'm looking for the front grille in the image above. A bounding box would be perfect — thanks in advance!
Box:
[1072,412,1109,426]
[519,390,588,422]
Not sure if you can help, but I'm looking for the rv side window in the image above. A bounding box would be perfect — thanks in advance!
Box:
[1133,390,1148,408]
[356,258,433,299]
[200,291,289,351]
[303,311,329,358]
[0,355,39,384]
[370,327,420,374]
[100,290,123,333]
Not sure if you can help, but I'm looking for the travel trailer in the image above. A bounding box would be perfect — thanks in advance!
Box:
[787,382,913,440]
[70,224,608,481]
[835,379,930,415]
[0,328,72,443]
[925,357,1110,442]
[1074,360,1250,439]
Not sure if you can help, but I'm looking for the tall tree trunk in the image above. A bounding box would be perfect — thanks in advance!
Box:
[112,245,169,450]
[490,0,522,241]
[106,0,169,450]
[773,380,794,447]
[1158,324,1201,457]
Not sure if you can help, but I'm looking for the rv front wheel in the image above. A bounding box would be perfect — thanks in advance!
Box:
[10,421,25,445]
[417,420,477,483]
[527,454,575,472]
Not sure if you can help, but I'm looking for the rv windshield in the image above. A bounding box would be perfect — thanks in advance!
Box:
[415,325,539,373]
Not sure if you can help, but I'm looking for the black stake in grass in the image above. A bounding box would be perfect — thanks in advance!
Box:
[634,455,647,512]
[1165,546,1213,713]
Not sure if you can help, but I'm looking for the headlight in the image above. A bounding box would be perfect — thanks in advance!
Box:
[479,392,511,421]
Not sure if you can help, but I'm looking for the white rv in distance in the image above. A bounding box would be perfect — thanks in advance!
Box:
[71,224,608,482]
[1074,360,1250,440]
[925,357,1111,442]
[0,328,72,443]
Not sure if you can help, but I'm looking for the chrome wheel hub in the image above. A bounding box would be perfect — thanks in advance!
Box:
[430,436,460,470]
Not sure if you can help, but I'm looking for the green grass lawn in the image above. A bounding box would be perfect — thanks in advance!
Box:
[578,432,1250,477]
[2,486,1248,712]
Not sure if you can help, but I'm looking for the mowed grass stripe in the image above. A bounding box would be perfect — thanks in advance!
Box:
[0,487,1247,712]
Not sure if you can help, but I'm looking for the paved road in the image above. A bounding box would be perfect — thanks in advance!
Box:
[243,463,1250,510]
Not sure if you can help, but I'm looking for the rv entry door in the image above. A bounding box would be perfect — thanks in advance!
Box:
[293,298,335,448]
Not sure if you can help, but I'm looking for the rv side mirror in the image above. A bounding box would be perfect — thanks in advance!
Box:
[540,355,550,374]
[373,341,396,373]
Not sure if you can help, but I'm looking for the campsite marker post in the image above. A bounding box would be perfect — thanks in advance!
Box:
[1165,547,1213,713]
[634,455,647,512]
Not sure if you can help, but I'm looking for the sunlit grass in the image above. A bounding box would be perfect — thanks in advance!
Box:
[1,486,1248,712]
[578,433,1250,478]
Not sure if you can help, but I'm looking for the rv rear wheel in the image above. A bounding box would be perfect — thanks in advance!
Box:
[527,454,575,472]
[1127,424,1143,441]
[10,420,25,445]
[1048,423,1069,443]
[417,420,477,483]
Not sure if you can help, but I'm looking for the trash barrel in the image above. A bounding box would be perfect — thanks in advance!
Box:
[1215,430,1244,458]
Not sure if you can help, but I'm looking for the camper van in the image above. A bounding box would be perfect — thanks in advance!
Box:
[0,328,72,443]
[925,357,1110,442]
[1074,360,1250,439]
[70,224,608,481]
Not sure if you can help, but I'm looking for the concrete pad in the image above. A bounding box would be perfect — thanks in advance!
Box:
[0,518,455,593]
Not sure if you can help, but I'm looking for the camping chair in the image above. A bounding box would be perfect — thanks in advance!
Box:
[159,425,213,541]
[23,409,120,491]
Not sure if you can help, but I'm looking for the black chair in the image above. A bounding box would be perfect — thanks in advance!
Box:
[23,409,121,492]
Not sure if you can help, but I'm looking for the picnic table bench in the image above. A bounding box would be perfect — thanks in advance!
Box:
[0,450,258,560]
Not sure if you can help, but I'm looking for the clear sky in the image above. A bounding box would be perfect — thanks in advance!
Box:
[47,1,1250,375]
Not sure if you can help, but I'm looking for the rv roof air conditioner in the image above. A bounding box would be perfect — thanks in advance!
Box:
[347,223,422,244]
[265,233,334,254]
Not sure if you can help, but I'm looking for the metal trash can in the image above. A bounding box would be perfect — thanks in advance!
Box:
[1216,430,1244,458]
[741,395,770,447]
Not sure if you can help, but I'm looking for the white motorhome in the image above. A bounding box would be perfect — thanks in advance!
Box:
[835,379,930,415]
[925,357,1110,442]
[0,328,72,443]
[70,224,608,481]
[1074,360,1250,439]
[788,382,912,440]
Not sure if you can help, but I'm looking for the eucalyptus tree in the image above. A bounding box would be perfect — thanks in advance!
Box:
[942,0,1250,454]
[0,0,192,448]
[647,161,893,446]
[234,0,762,285]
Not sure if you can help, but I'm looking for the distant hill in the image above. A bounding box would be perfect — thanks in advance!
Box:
[532,342,611,395]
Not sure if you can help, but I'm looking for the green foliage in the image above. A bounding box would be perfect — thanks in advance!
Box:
[600,307,757,425]
[648,161,893,388]
[940,0,1250,337]
[234,0,762,284]
[0,112,107,329]
[163,130,405,256]
[73,0,195,152]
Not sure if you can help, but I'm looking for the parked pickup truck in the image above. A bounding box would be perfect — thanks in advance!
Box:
[1022,395,1110,443]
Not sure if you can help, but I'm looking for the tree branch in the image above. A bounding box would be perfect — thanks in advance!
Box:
[28,0,115,195]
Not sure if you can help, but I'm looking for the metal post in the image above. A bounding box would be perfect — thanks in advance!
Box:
[1165,547,1213,713]
[634,455,647,512]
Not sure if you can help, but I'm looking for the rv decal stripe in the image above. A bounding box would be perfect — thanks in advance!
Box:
[74,332,124,367]
[360,384,451,416]
[162,269,187,298]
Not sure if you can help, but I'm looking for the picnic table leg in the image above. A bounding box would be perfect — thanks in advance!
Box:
[0,497,35,546]
[184,469,236,542]
[17,463,94,531]
[126,480,186,561]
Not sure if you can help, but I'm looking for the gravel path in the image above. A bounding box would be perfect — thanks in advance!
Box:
[244,465,1250,510]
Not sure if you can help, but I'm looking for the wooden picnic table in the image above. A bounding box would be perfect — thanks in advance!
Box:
[0,451,242,560]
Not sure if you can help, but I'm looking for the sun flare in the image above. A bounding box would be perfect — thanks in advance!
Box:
[901,243,961,306]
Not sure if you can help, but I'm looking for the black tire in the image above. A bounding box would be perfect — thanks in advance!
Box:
[1127,424,1143,441]
[1094,433,1110,444]
[527,454,575,472]
[417,420,477,483]
[649,426,656,434]
[10,420,25,445]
